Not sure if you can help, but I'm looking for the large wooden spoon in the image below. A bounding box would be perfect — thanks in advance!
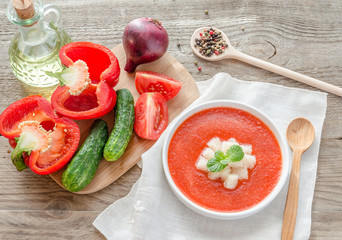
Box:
[190,27,342,97]
[282,118,315,240]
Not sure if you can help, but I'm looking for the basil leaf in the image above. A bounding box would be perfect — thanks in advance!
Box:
[214,150,225,160]
[220,159,230,165]
[207,158,226,172]
[226,145,244,162]
[206,145,244,173]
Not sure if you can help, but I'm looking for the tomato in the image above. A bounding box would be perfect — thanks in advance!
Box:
[135,71,182,101]
[134,92,168,140]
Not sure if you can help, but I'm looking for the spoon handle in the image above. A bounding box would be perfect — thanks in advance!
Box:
[231,51,342,97]
[281,150,302,240]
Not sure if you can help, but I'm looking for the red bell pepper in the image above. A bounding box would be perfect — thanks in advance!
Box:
[0,95,80,175]
[48,42,120,120]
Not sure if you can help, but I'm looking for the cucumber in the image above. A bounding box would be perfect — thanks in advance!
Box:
[62,119,108,192]
[104,88,134,161]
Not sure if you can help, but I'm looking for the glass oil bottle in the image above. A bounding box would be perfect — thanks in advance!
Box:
[7,0,71,87]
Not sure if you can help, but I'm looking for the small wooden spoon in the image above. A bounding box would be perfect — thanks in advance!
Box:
[282,118,315,240]
[190,27,342,97]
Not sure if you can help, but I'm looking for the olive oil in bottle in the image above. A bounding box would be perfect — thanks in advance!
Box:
[7,0,71,87]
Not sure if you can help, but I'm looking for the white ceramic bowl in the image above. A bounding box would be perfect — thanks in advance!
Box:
[162,100,289,220]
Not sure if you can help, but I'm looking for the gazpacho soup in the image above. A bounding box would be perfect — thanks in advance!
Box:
[167,107,282,212]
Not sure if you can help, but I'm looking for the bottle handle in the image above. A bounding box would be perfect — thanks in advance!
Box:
[42,4,61,27]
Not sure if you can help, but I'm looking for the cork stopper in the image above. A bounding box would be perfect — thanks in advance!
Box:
[12,0,35,20]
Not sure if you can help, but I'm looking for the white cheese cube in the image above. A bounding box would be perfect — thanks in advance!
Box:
[208,166,231,181]
[232,167,249,180]
[221,141,235,153]
[224,174,239,189]
[207,137,222,152]
[196,156,208,172]
[243,154,256,169]
[240,145,252,154]
[228,160,244,168]
[220,166,232,180]
[222,138,241,153]
[227,138,238,144]
[208,171,221,180]
[202,148,215,160]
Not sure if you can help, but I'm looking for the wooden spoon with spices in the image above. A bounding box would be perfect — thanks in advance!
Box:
[190,27,342,97]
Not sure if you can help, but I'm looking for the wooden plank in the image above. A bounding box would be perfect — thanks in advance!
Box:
[313,138,342,212]
[0,211,105,240]
[1,0,342,238]
[311,212,342,239]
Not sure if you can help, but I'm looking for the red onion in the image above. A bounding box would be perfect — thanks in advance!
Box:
[123,18,169,73]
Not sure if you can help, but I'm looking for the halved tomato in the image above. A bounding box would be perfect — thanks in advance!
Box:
[134,92,168,140]
[135,71,183,101]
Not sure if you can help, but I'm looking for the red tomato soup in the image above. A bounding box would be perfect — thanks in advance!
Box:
[168,107,282,212]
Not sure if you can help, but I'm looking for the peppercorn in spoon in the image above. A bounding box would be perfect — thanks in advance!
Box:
[190,27,342,97]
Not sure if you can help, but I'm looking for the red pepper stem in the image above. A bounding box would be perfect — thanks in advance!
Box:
[11,144,28,171]
[10,129,41,171]
[45,71,67,86]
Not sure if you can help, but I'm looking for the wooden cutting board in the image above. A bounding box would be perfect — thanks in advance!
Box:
[49,44,199,194]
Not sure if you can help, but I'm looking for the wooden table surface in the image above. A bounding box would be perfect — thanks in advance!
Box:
[1,0,342,239]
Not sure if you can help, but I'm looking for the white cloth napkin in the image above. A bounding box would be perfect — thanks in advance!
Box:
[93,73,327,240]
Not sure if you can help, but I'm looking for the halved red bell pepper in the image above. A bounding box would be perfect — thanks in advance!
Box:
[49,42,120,120]
[0,95,80,175]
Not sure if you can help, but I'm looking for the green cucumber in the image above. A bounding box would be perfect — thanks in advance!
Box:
[104,88,134,161]
[62,119,108,192]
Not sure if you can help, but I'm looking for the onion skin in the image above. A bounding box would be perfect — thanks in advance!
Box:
[123,18,169,73]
